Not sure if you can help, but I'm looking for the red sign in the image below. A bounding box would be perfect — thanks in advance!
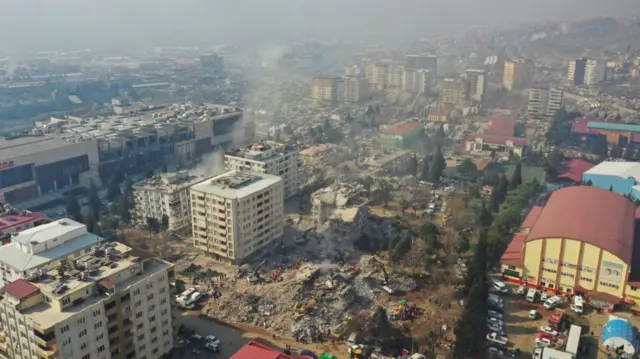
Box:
[0,161,15,170]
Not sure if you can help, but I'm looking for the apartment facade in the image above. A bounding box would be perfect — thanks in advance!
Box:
[365,63,388,91]
[404,54,437,75]
[132,171,204,231]
[385,65,404,90]
[225,142,301,199]
[567,58,587,86]
[190,171,284,264]
[402,68,433,93]
[464,69,487,103]
[337,76,370,103]
[503,59,534,91]
[527,85,564,120]
[439,78,468,106]
[311,77,339,105]
[584,59,606,85]
[0,219,175,359]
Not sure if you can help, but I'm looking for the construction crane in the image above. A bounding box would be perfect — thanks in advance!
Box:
[248,258,267,284]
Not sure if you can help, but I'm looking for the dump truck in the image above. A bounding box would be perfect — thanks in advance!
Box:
[548,308,565,330]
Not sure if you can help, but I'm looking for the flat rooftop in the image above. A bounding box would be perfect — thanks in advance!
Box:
[133,171,205,193]
[190,171,282,199]
[0,135,76,159]
[0,206,47,232]
[225,141,296,161]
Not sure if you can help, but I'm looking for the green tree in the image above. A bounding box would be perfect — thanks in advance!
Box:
[65,190,84,223]
[391,233,412,259]
[407,154,418,178]
[87,179,101,221]
[146,217,160,233]
[369,306,392,341]
[120,179,133,223]
[84,211,101,235]
[399,199,409,217]
[454,278,488,359]
[457,158,477,178]
[624,141,635,161]
[106,177,121,202]
[420,155,430,181]
[374,182,392,207]
[509,162,523,189]
[476,200,493,228]
[457,235,471,253]
[590,134,609,158]
[466,229,488,288]
[429,146,446,183]
[161,214,170,231]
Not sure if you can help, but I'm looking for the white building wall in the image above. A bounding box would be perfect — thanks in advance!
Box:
[225,152,301,199]
[56,302,109,359]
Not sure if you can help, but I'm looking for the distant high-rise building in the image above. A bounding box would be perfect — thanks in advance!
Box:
[567,58,587,86]
[402,68,433,93]
[365,63,389,91]
[311,77,339,105]
[464,69,487,103]
[404,54,437,76]
[338,76,370,103]
[584,59,606,85]
[439,77,468,106]
[503,59,534,90]
[385,65,404,90]
[527,84,564,120]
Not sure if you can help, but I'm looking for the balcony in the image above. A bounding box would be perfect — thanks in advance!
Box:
[37,344,57,358]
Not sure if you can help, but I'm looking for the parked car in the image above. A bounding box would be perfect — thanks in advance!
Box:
[539,332,557,341]
[487,317,504,327]
[540,292,549,301]
[492,279,509,294]
[539,327,559,337]
[533,347,543,359]
[487,347,504,357]
[190,334,203,340]
[526,289,538,302]
[571,296,584,314]
[529,309,539,319]
[487,310,503,320]
[535,338,553,348]
[206,335,221,345]
[487,323,503,333]
[205,342,220,352]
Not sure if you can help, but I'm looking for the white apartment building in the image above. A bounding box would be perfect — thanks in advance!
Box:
[133,171,204,231]
[584,59,606,85]
[337,76,370,103]
[224,142,301,199]
[365,63,388,91]
[527,85,564,120]
[385,65,404,90]
[190,171,284,264]
[0,219,175,359]
[464,69,487,103]
[402,68,433,93]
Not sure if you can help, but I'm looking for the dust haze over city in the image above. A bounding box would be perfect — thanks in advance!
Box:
[2,0,640,359]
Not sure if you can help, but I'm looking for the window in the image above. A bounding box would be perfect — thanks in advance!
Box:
[82,355,90,359]
[136,312,143,319]
[77,318,85,324]
[93,310,101,317]
[94,321,102,329]
[79,329,87,337]
[98,345,105,353]
[151,337,158,344]
[146,283,153,290]
[150,315,156,322]
[160,299,166,305]
[138,334,145,341]
[96,334,104,341]
[152,348,159,354]
[81,342,87,350]
[60,325,70,334]
[62,297,71,306]
[133,289,140,296]
[147,294,154,301]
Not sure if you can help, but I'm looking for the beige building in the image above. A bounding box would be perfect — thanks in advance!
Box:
[527,85,564,120]
[385,65,404,90]
[311,77,339,105]
[503,59,534,90]
[402,68,433,93]
[365,63,389,91]
[224,141,301,199]
[584,59,606,85]
[133,171,204,231]
[439,78,468,106]
[190,171,284,264]
[338,76,370,103]
[311,183,369,234]
[0,219,175,359]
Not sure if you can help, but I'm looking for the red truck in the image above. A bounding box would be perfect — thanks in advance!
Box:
[548,308,565,330]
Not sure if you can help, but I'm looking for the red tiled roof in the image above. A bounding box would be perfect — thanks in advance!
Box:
[465,133,526,147]
[521,206,544,229]
[557,159,595,183]
[0,210,47,232]
[487,115,516,137]
[501,233,527,266]
[230,341,294,359]
[527,187,635,265]
[380,120,423,136]
[1,279,40,301]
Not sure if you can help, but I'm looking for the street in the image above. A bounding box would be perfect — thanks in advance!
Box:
[172,311,251,359]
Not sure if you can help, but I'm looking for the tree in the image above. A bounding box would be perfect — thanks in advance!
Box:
[476,200,493,228]
[146,217,161,233]
[374,182,392,207]
[369,306,392,341]
[488,186,501,213]
[466,229,488,288]
[420,156,430,181]
[87,179,101,221]
[610,185,614,191]
[544,148,564,180]
[120,179,133,223]
[161,214,170,231]
[84,211,100,235]
[407,154,418,178]
[457,235,471,253]
[429,146,446,183]
[65,190,84,223]
[457,158,477,178]
[583,180,593,186]
[399,199,409,217]
[590,134,609,158]
[391,232,412,259]
[454,278,488,359]
[624,141,635,161]
[106,177,121,202]
[509,162,523,190]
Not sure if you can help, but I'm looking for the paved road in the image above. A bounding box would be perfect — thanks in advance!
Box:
[172,310,251,359]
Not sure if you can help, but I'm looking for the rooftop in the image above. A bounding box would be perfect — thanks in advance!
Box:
[584,161,640,180]
[465,133,526,147]
[1,278,40,301]
[133,171,205,193]
[0,205,47,232]
[379,120,424,136]
[225,141,296,161]
[230,341,294,359]
[0,135,80,159]
[557,159,596,183]
[190,171,282,199]
[486,115,516,137]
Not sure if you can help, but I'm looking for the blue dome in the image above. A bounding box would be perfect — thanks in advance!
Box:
[602,319,639,355]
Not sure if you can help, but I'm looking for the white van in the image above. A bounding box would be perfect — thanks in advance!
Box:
[182,288,196,298]
[190,291,203,303]
[526,289,538,302]
[543,296,561,309]
[491,279,508,294]
[571,296,584,314]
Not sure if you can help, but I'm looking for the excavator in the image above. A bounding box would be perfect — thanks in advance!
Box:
[293,298,317,314]
[368,256,390,286]
[247,258,267,284]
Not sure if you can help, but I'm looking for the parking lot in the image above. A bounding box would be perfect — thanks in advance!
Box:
[172,310,250,358]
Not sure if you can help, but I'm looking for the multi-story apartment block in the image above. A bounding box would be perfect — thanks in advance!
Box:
[567,57,587,86]
[311,77,339,106]
[0,219,174,359]
[402,68,433,93]
[190,171,284,264]
[439,77,468,106]
[503,59,535,90]
[527,85,564,120]
[337,76,370,104]
[224,142,301,199]
[385,65,404,90]
[464,69,487,103]
[404,54,437,76]
[584,59,606,85]
[133,171,204,231]
[365,63,389,91]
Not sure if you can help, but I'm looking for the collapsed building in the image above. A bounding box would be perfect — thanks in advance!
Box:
[311,182,369,234]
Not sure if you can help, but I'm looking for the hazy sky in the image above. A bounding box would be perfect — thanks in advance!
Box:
[0,0,638,51]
